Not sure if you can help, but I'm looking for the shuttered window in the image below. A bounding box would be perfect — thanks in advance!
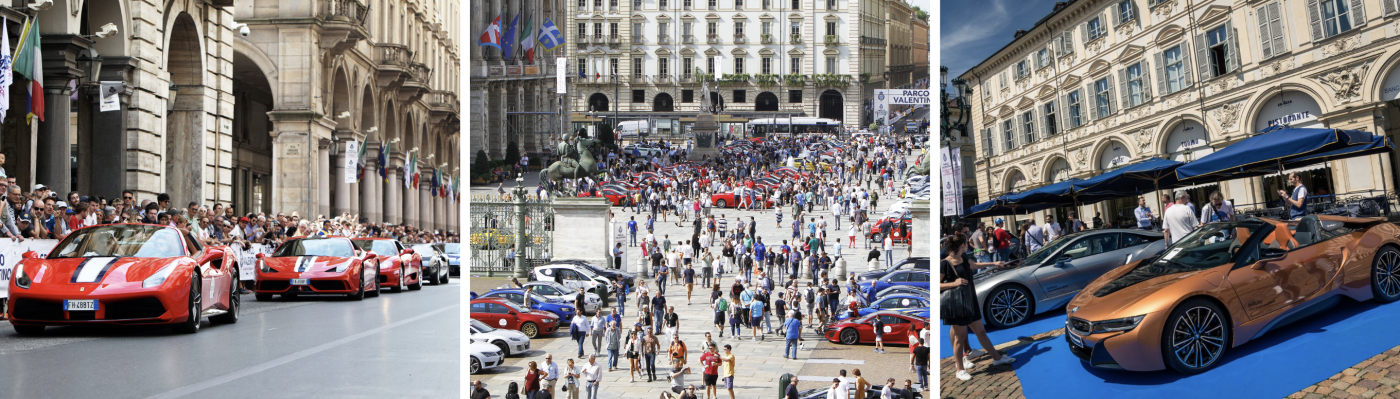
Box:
[1093,77,1114,120]
[982,128,995,157]
[1119,61,1151,109]
[1257,1,1287,60]
[1021,111,1036,144]
[1156,43,1192,95]
[1043,101,1058,137]
[1002,119,1016,151]
[1065,90,1083,128]
[1307,0,1365,41]
[1196,21,1240,80]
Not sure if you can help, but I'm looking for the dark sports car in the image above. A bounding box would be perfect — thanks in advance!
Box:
[1065,216,1400,373]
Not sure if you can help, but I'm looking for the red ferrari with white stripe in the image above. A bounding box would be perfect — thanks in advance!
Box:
[351,238,423,293]
[7,224,239,335]
[253,236,380,301]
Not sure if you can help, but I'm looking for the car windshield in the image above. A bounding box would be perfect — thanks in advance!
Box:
[274,237,357,257]
[49,224,186,259]
[1094,220,1269,297]
[351,240,398,255]
[441,243,460,254]
[1021,231,1085,266]
[411,244,437,256]
[470,318,495,332]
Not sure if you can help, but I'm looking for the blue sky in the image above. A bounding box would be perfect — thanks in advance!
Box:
[941,0,1068,81]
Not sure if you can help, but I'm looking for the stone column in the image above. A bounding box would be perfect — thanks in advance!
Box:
[318,139,332,219]
[420,179,433,231]
[386,167,401,224]
[89,57,137,199]
[332,139,353,217]
[37,36,87,193]
[403,166,418,228]
[368,160,382,224]
[910,199,930,258]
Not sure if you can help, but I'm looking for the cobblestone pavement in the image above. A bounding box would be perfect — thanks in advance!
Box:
[936,329,1400,399]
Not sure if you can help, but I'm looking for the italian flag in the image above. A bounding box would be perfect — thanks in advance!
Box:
[521,17,535,64]
[12,17,43,124]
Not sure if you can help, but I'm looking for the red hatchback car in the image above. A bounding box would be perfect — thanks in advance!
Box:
[470,297,560,338]
[351,238,423,293]
[8,224,239,335]
[254,236,380,300]
[825,310,928,346]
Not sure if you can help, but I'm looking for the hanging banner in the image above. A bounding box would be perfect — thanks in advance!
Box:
[99,81,123,112]
[343,140,360,183]
[0,239,62,299]
[942,146,964,216]
[556,57,567,93]
[229,243,275,281]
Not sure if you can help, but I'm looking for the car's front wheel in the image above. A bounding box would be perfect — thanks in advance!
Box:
[367,265,381,298]
[521,322,540,338]
[439,266,450,285]
[984,285,1032,329]
[391,267,405,293]
[1371,246,1400,303]
[210,275,239,324]
[494,341,511,357]
[715,199,727,208]
[839,328,860,345]
[409,267,423,291]
[470,357,482,374]
[172,274,202,334]
[347,265,366,301]
[1162,299,1230,374]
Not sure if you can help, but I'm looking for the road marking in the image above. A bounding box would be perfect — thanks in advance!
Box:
[805,358,865,364]
[145,304,458,399]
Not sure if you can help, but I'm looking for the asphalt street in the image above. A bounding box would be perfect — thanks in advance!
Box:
[0,282,460,399]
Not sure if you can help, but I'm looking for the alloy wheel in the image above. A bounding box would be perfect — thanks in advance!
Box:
[1376,249,1400,300]
[522,322,539,338]
[988,287,1030,328]
[1170,306,1225,370]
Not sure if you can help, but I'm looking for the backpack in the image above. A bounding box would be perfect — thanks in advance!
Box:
[717,297,729,312]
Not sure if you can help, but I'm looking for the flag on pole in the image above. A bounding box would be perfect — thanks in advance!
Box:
[478,15,502,49]
[501,14,520,60]
[378,141,390,183]
[12,17,43,124]
[355,136,369,182]
[537,18,564,51]
[0,18,13,121]
[403,153,413,189]
[521,17,536,64]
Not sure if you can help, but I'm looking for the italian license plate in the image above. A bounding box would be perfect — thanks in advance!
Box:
[1067,329,1085,348]
[64,299,97,311]
[290,279,310,286]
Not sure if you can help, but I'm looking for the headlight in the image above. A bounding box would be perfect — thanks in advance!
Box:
[562,307,573,312]
[543,318,555,323]
[1091,315,1145,334]
[330,262,350,273]
[259,259,273,273]
[14,263,31,289]
[143,264,176,288]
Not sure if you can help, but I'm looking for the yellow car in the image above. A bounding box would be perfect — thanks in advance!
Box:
[790,158,831,172]
[470,229,531,250]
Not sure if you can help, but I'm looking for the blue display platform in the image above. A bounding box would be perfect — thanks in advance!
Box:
[939,309,1064,359]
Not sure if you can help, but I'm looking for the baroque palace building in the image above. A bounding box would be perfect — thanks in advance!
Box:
[0,0,461,231]
[961,0,1400,226]
[470,0,565,161]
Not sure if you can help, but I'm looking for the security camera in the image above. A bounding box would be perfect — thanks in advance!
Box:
[232,23,250,37]
[337,111,351,119]
[28,0,52,11]
[95,23,118,39]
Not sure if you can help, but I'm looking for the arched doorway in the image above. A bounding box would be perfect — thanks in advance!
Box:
[819,90,843,121]
[232,50,275,216]
[1253,90,1332,201]
[1047,158,1071,183]
[755,92,779,111]
[589,93,610,112]
[1097,141,1131,171]
[653,93,674,112]
[359,85,381,223]
[165,13,206,205]
[1164,120,1211,162]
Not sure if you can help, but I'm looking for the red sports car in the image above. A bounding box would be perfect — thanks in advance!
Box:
[254,236,380,300]
[7,224,239,335]
[470,297,560,338]
[711,190,775,208]
[352,238,424,293]
[825,310,928,346]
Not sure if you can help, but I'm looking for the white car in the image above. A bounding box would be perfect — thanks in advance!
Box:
[532,264,611,295]
[887,199,914,214]
[470,318,532,356]
[511,281,603,314]
[469,341,505,374]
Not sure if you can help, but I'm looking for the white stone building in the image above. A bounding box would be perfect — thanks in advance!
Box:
[0,0,461,232]
[470,0,566,161]
[961,0,1400,227]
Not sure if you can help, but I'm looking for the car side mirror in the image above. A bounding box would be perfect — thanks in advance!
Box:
[21,251,38,259]
[402,248,415,255]
[365,251,377,259]
[200,248,226,267]
[255,253,265,259]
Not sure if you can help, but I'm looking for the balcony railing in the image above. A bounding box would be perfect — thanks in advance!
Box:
[656,75,671,83]
[681,74,694,83]
[707,34,720,44]
[761,34,772,44]
[683,34,694,44]
[790,34,802,44]
[608,35,620,43]
[825,35,839,45]
[409,63,433,83]
[321,0,369,27]
[633,35,645,44]
[378,44,412,67]
[733,34,746,44]
[428,91,459,108]
[658,35,671,44]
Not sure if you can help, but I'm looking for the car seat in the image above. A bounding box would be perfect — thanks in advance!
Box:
[1293,215,1322,247]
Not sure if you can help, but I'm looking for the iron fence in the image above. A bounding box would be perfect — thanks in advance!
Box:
[468,196,555,276]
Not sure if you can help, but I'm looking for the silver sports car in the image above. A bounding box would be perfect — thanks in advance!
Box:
[973,229,1166,328]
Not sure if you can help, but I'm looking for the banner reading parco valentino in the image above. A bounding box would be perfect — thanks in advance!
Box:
[873,89,931,130]
[942,146,963,216]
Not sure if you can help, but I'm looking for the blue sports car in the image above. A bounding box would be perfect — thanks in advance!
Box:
[857,270,931,302]
[838,294,930,320]
[478,289,577,321]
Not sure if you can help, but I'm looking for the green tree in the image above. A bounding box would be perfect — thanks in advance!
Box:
[472,149,491,178]
[913,6,929,21]
[505,141,521,166]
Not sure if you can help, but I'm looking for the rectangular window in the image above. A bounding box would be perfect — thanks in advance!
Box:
[580,0,587,8]
[1203,23,1235,78]
[1095,78,1112,118]
[982,129,994,156]
[735,57,744,74]
[632,89,645,103]
[636,0,642,7]
[708,22,717,35]
[791,57,800,74]
[1002,119,1016,150]
[826,57,837,73]
[1319,0,1355,39]
[578,57,587,76]
[762,57,772,74]
[710,0,716,8]
[578,23,587,39]
[762,21,771,36]
[1087,16,1104,40]
[735,0,743,8]
[1257,2,1286,59]
[660,0,667,8]
[708,56,716,74]
[1015,60,1028,79]
[1163,45,1186,93]
[1036,48,1049,69]
[1117,1,1135,24]
[1125,63,1145,107]
[789,90,802,103]
[633,57,642,77]
[659,22,668,36]
[1021,112,1036,144]
[763,0,770,9]
[734,90,746,103]
[826,0,835,10]
[825,22,836,37]
[735,22,744,36]
[614,0,620,7]
[594,23,603,36]
[683,57,693,76]
[1067,90,1082,127]
[611,23,619,37]
[1043,101,1058,136]
[682,90,694,102]
[684,0,690,8]
[611,58,619,76]
[791,22,800,37]
[659,58,669,76]
[633,22,643,42]
[595,0,602,7]
[683,22,692,36]
[792,0,799,9]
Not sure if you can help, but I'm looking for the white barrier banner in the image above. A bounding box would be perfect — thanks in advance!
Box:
[343,141,360,184]
[229,243,275,281]
[942,146,964,216]
[0,239,61,299]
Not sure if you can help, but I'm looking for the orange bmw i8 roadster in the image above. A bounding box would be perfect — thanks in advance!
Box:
[1064,215,1400,374]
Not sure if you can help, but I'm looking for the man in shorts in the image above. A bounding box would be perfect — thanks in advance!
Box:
[872,313,886,354]
[700,344,721,399]
[684,264,696,305]
[721,345,736,399]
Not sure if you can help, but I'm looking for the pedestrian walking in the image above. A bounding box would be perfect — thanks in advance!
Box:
[720,345,736,399]
[783,310,802,359]
[643,330,660,382]
[562,358,579,399]
[606,321,622,371]
[542,355,561,396]
[590,311,607,356]
[582,355,602,399]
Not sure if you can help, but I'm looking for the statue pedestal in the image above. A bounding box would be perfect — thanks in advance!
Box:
[688,113,722,161]
[551,197,613,268]
[911,200,931,258]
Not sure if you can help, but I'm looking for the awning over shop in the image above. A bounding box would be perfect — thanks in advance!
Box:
[1071,157,1182,198]
[1001,179,1084,206]
[964,196,1057,219]
[1175,128,1373,181]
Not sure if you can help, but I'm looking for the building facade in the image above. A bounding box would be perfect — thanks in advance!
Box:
[962,0,1400,227]
[0,0,461,233]
[884,0,912,89]
[565,0,872,128]
[912,14,928,85]
[470,0,565,161]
